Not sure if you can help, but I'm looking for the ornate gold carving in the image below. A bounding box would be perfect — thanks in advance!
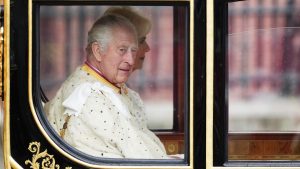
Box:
[167,143,176,153]
[25,141,72,169]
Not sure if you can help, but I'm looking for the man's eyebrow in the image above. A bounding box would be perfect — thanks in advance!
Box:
[115,43,128,47]
[116,45,138,49]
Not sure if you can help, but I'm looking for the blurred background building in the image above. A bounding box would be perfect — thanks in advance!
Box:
[228,0,300,132]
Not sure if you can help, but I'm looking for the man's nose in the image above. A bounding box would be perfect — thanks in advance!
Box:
[125,51,135,65]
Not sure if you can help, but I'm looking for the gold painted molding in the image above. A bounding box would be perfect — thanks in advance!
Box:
[25,141,72,169]
[0,22,3,98]
[206,0,214,168]
[3,0,11,168]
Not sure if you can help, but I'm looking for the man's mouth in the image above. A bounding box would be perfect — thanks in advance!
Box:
[119,68,131,72]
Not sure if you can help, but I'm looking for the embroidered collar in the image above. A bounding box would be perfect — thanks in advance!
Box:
[81,63,121,94]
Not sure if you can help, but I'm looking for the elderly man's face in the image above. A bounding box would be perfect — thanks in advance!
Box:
[99,27,138,84]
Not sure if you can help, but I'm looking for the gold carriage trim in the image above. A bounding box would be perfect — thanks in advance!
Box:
[25,141,72,169]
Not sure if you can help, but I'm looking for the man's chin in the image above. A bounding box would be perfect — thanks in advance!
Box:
[117,76,130,84]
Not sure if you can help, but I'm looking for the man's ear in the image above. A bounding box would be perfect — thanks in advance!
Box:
[91,42,103,62]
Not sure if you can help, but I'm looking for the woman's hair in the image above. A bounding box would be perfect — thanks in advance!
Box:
[104,7,152,39]
[86,14,137,54]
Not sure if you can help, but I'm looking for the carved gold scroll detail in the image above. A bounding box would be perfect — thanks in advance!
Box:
[25,141,72,169]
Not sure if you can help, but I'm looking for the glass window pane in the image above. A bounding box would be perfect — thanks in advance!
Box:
[39,5,188,160]
[228,0,300,161]
[40,6,174,130]
[228,0,300,132]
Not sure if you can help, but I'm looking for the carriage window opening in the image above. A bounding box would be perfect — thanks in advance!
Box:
[228,0,300,160]
[39,5,188,159]
[40,6,176,130]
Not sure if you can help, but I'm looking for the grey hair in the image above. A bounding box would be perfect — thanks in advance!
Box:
[104,7,152,39]
[87,14,137,53]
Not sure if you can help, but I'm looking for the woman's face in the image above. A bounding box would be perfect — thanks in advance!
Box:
[133,36,150,70]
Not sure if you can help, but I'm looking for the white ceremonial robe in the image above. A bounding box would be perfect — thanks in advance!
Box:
[45,65,169,159]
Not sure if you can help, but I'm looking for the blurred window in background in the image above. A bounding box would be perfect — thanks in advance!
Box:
[228,0,300,132]
[228,0,300,161]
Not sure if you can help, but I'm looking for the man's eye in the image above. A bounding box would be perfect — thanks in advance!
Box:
[119,48,127,54]
[131,48,138,53]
